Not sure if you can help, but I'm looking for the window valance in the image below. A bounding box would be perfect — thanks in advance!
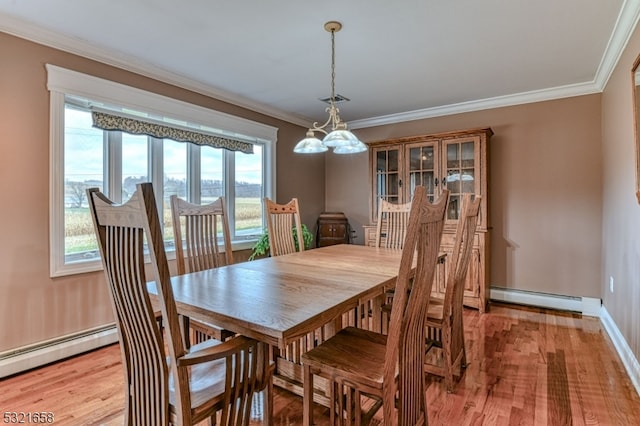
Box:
[91,110,254,154]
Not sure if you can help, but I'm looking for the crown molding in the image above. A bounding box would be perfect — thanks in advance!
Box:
[0,13,310,128]
[594,0,640,90]
[349,82,601,129]
[351,0,640,130]
[3,0,640,131]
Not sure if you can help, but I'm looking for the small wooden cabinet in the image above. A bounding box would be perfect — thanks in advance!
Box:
[316,212,351,247]
[364,127,492,312]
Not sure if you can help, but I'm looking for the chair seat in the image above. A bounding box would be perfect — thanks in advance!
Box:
[168,339,226,411]
[301,326,388,392]
[168,338,274,419]
[426,298,444,322]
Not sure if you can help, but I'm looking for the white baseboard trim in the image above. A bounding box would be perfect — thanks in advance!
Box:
[600,306,640,396]
[490,287,601,317]
[0,324,118,378]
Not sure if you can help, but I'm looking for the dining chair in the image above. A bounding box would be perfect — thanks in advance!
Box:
[424,193,481,392]
[263,196,318,369]
[87,183,273,426]
[375,198,412,249]
[171,195,234,274]
[264,197,304,257]
[170,195,235,345]
[374,198,413,332]
[301,186,448,426]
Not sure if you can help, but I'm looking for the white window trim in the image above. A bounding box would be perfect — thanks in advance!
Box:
[47,64,277,277]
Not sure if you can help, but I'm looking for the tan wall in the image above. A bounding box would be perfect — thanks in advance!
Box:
[0,32,321,352]
[602,23,640,360]
[6,20,637,362]
[326,94,603,299]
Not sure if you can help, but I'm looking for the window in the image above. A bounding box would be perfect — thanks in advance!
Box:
[48,65,277,277]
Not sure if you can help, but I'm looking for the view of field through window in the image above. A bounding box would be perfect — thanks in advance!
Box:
[63,106,263,262]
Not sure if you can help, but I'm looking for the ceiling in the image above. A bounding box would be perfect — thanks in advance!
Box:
[1,1,639,129]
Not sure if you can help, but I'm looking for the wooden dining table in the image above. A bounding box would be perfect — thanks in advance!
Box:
[148,243,407,398]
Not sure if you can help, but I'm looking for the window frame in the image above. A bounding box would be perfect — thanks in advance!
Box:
[47,65,277,277]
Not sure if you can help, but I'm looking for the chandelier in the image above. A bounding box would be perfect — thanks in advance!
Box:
[293,21,367,154]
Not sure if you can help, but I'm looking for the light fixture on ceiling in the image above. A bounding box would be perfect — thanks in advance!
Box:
[293,21,367,154]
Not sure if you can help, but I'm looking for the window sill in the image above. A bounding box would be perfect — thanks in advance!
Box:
[52,239,258,278]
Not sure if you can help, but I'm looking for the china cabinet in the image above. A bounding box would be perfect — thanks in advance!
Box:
[364,127,492,311]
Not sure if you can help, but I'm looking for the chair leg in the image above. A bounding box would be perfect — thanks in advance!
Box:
[353,387,362,426]
[443,342,454,392]
[329,380,337,425]
[179,315,191,349]
[303,364,314,426]
[263,379,273,426]
[337,383,353,425]
[444,362,454,393]
[461,345,467,369]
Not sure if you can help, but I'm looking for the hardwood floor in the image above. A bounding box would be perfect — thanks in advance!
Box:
[1,302,639,425]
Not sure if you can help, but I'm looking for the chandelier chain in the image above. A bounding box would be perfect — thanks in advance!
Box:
[330,28,336,104]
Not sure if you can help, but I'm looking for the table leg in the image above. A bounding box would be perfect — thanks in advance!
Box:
[303,364,314,426]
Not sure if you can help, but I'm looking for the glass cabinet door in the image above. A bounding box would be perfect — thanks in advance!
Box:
[405,141,439,202]
[442,137,479,220]
[372,146,402,219]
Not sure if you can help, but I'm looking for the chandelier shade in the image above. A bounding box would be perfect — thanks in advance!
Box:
[293,21,367,155]
[292,130,329,153]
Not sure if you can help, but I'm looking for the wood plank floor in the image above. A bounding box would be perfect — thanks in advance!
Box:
[1,302,639,425]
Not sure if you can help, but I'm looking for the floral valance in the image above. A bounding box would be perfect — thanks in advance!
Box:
[91,110,254,154]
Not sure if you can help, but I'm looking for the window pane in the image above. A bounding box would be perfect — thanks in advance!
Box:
[409,147,420,171]
[235,145,263,239]
[447,143,459,168]
[122,134,148,202]
[376,151,387,172]
[388,150,399,172]
[461,142,475,167]
[201,145,224,203]
[462,169,475,193]
[163,140,187,242]
[447,195,460,221]
[64,106,104,262]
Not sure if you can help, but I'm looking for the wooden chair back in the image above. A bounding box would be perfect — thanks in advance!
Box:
[170,195,235,344]
[383,187,449,424]
[170,195,233,275]
[87,183,270,425]
[444,193,481,310]
[264,197,304,257]
[375,198,412,249]
[442,193,481,362]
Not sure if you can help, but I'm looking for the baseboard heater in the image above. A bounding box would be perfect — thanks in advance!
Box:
[0,324,118,378]
[490,286,601,317]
